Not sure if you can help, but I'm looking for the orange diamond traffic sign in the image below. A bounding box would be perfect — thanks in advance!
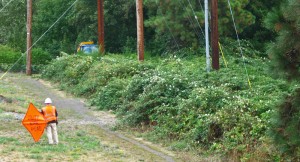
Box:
[22,103,47,142]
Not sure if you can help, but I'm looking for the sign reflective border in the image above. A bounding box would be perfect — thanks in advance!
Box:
[22,103,47,142]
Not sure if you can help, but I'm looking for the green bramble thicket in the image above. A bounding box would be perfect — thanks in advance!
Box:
[40,40,294,161]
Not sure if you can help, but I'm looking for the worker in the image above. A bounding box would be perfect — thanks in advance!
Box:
[41,98,59,145]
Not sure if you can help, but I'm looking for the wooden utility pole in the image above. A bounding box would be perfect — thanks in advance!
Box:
[136,0,144,61]
[26,0,32,75]
[97,0,105,53]
[211,0,219,70]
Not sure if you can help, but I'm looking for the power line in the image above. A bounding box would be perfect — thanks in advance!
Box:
[198,0,204,13]
[157,7,181,51]
[0,0,79,80]
[182,4,202,40]
[158,0,209,53]
[0,0,14,13]
[177,0,202,41]
[30,0,78,51]
[186,0,205,39]
[227,0,252,88]
[0,53,25,80]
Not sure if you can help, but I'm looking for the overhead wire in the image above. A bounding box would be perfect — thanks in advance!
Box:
[183,6,202,40]
[227,0,252,89]
[0,53,25,80]
[185,0,205,39]
[0,0,79,80]
[152,1,209,56]
[157,1,207,55]
[157,6,181,51]
[176,0,209,62]
[28,0,79,53]
[187,0,228,68]
[178,0,202,41]
[198,0,205,14]
[0,0,14,13]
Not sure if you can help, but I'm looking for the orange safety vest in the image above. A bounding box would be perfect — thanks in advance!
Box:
[42,105,57,123]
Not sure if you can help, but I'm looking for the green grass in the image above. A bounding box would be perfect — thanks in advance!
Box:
[0,119,139,161]
[0,74,33,113]
[0,137,18,144]
[0,73,172,161]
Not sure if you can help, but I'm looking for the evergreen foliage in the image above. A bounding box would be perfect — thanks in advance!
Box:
[144,0,255,52]
[264,0,300,159]
[240,0,281,51]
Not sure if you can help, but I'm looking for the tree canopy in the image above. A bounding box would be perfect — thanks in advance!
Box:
[264,0,300,159]
[0,0,278,56]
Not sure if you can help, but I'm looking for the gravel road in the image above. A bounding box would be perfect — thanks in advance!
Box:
[10,76,175,162]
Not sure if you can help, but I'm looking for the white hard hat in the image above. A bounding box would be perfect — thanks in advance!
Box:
[44,98,52,104]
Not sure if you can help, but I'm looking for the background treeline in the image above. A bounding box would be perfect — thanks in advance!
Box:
[0,0,280,57]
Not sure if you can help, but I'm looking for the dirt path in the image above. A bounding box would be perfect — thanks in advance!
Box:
[9,75,175,162]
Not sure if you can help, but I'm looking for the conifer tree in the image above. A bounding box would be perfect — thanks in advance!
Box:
[265,0,300,159]
[144,0,255,51]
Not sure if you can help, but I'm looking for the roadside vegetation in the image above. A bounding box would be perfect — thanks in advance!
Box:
[38,41,293,161]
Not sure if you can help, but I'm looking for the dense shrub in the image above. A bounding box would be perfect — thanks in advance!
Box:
[42,55,95,86]
[31,48,52,65]
[118,61,193,126]
[220,38,262,58]
[41,53,290,160]
[89,78,129,110]
[0,45,23,72]
[0,45,52,72]
[42,54,156,96]
[0,45,21,64]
